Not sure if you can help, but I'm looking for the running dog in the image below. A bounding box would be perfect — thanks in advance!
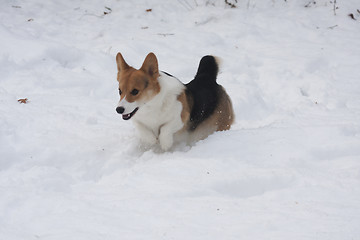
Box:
[115,52,234,150]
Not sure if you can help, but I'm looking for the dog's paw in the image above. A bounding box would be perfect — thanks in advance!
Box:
[159,134,173,151]
[140,133,158,146]
[160,140,173,151]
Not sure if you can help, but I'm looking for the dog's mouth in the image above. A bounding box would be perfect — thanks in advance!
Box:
[122,107,139,120]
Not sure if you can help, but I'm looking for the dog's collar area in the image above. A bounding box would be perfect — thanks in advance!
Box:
[122,107,139,120]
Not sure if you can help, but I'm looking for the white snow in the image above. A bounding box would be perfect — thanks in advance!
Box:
[1,0,360,239]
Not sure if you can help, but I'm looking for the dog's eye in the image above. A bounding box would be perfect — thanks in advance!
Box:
[119,89,122,95]
[130,89,139,96]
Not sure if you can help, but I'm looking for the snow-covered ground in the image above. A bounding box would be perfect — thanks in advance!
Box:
[1,0,360,239]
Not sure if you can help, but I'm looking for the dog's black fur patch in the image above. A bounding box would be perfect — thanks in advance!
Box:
[185,56,220,131]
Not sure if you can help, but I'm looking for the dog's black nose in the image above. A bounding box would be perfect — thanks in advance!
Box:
[116,106,125,114]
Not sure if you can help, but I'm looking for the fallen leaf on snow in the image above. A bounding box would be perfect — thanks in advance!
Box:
[348,13,356,20]
[18,98,28,104]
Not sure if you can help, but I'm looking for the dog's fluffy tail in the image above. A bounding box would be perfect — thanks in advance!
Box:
[185,55,221,131]
[193,55,219,85]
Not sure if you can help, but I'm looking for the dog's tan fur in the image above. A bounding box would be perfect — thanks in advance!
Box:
[177,91,191,125]
[187,87,234,142]
[116,53,160,104]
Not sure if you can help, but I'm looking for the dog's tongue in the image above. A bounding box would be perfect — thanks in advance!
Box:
[122,107,139,120]
[122,113,131,120]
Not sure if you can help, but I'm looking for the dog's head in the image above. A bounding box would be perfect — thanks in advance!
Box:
[115,52,160,120]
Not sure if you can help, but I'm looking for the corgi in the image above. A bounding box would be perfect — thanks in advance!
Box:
[115,52,234,151]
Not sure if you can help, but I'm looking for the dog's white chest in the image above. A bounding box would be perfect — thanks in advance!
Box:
[132,74,185,147]
[135,91,182,131]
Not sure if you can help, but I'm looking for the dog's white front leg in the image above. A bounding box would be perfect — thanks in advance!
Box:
[159,125,175,151]
[134,122,157,146]
[159,118,183,151]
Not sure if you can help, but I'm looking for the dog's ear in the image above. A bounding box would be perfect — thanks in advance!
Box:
[116,53,130,72]
[140,52,159,79]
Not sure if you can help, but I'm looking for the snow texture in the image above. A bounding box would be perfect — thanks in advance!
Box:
[1,0,360,239]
